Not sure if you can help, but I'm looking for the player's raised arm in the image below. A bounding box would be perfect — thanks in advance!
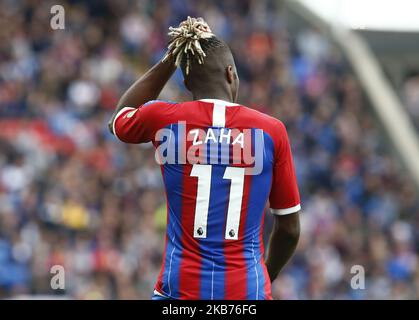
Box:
[109,17,216,135]
[108,55,176,134]
[109,17,221,145]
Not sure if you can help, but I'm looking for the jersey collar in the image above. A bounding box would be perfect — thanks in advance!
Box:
[199,99,240,106]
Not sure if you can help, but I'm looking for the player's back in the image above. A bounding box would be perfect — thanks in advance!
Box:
[113,98,300,300]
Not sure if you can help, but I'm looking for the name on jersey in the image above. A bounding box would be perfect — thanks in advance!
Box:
[154,121,264,175]
[189,128,244,147]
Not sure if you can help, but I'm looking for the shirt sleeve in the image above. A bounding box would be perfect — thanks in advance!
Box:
[112,100,170,144]
[269,121,301,215]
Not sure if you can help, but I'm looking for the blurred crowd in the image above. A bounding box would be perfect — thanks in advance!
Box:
[0,0,418,299]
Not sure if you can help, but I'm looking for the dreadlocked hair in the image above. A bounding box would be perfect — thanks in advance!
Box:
[162,16,224,75]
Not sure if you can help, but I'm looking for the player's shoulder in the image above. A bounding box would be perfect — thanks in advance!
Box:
[236,104,287,135]
[136,99,180,120]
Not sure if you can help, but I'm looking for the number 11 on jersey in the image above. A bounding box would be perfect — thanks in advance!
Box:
[191,164,245,240]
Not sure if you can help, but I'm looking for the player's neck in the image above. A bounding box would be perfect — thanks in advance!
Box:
[192,91,234,104]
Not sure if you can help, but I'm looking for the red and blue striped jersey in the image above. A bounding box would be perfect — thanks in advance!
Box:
[113,98,300,300]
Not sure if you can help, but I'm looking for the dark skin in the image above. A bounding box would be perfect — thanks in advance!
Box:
[109,50,300,283]
[265,213,300,281]
[185,64,238,102]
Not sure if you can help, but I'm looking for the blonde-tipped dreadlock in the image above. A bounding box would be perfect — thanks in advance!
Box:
[162,16,215,75]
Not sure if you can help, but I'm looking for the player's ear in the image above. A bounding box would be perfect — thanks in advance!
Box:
[226,65,234,84]
[226,65,239,102]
